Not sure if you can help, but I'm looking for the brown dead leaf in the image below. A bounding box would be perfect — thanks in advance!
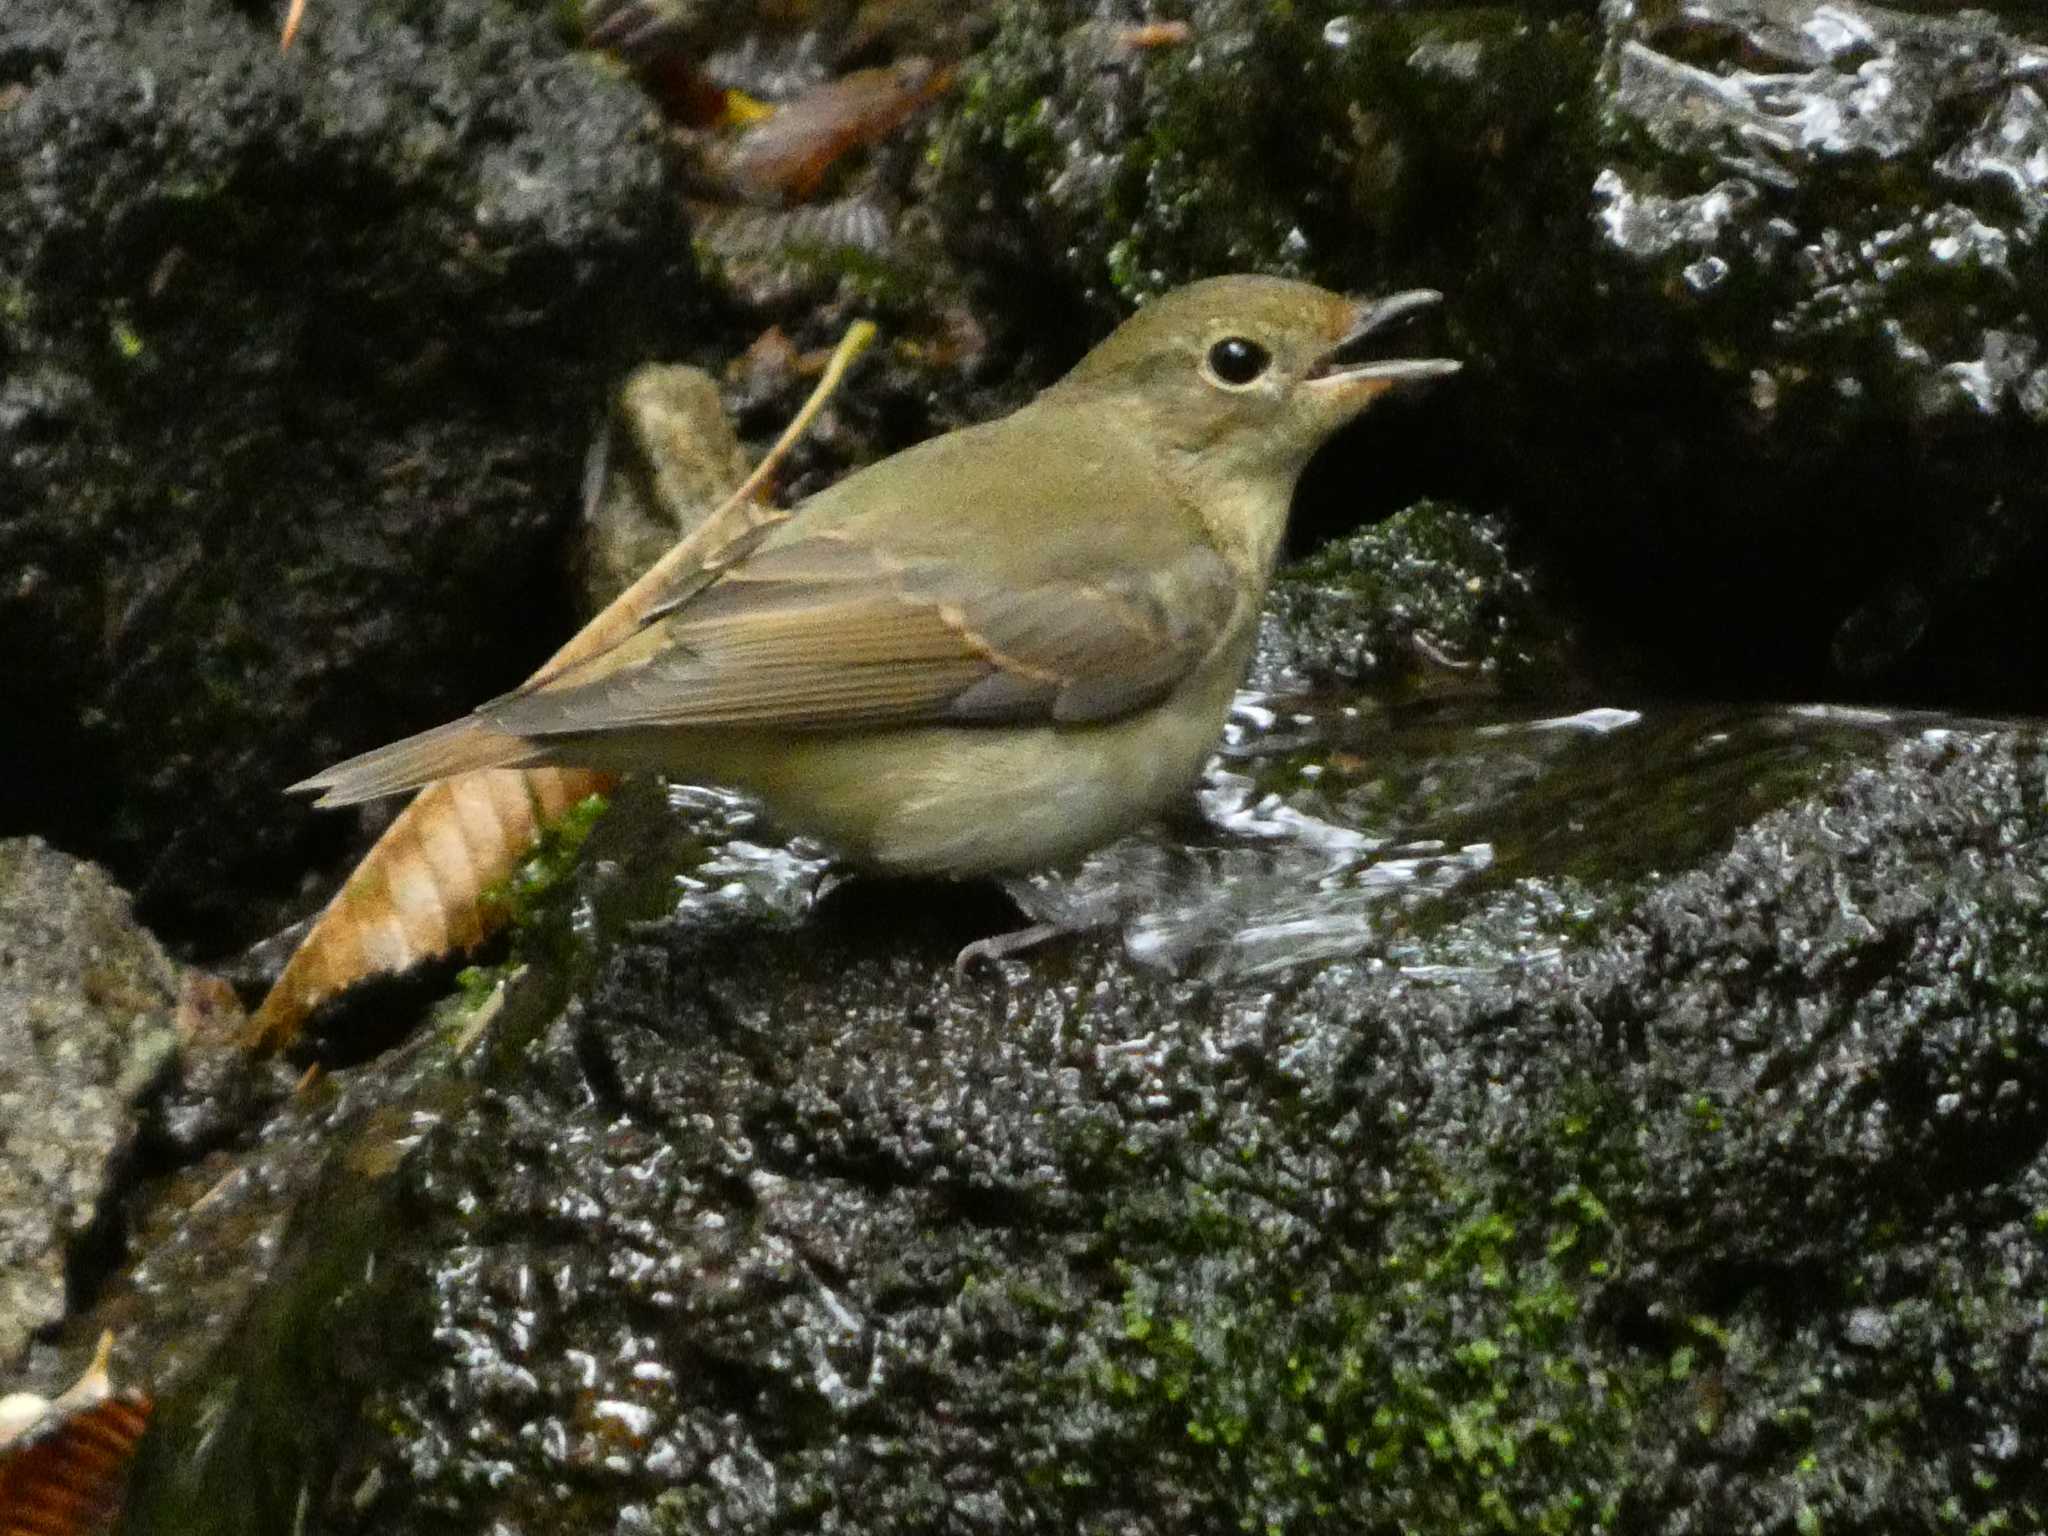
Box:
[248,321,878,1050]
[0,1334,151,1536]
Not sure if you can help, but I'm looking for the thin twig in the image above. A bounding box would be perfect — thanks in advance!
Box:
[526,317,878,686]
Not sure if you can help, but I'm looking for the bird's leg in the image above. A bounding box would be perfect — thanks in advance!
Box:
[809,863,853,906]
[953,921,1064,978]
[951,871,1131,977]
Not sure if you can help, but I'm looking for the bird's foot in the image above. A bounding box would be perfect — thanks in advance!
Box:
[953,922,1062,979]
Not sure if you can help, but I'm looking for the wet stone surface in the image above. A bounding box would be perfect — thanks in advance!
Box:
[1254,503,1576,702]
[2,0,2043,1529]
[0,840,181,1374]
[1589,0,2048,697]
[111,703,2048,1534]
[929,0,2048,703]
[0,0,696,950]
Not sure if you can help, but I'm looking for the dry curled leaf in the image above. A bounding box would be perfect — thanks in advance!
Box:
[248,321,878,1050]
[0,1334,151,1536]
[1113,20,1194,49]
[701,57,955,206]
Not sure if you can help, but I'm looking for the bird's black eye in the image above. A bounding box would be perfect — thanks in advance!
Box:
[1206,336,1271,386]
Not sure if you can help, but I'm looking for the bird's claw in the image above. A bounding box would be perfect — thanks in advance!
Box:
[953,922,1060,980]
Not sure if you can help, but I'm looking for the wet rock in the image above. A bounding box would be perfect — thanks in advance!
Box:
[925,0,2048,707]
[110,707,2048,1533]
[1255,502,1578,700]
[0,0,700,952]
[11,0,2041,1528]
[1589,0,2048,701]
[0,840,179,1373]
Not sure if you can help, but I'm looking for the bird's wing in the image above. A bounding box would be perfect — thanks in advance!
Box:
[480,528,1242,737]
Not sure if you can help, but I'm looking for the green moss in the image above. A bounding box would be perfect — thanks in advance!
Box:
[427,774,754,1054]
[393,788,611,1021]
[111,315,146,360]
[1050,1094,1648,1532]
[329,788,603,1040]
[547,0,588,46]
[450,961,509,1013]
[1260,500,1580,702]
[477,790,611,929]
[933,2,1601,311]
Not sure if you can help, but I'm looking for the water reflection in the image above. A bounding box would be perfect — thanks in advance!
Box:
[653,694,1960,982]
[1017,693,1945,981]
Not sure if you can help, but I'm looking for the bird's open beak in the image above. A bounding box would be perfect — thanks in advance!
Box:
[1305,289,1461,399]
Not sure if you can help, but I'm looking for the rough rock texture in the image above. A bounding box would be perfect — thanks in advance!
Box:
[1588,0,2048,698]
[5,0,2043,1528]
[927,0,2048,704]
[0,0,701,950]
[7,0,2042,951]
[105,708,2048,1534]
[1254,504,1578,700]
[0,839,180,1372]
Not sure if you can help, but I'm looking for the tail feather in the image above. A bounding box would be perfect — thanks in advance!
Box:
[291,717,539,807]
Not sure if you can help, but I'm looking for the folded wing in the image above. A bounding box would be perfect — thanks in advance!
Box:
[481,527,1242,738]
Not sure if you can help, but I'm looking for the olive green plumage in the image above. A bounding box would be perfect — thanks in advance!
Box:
[295,275,1458,875]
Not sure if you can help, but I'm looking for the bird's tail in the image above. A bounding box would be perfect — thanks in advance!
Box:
[290,717,540,807]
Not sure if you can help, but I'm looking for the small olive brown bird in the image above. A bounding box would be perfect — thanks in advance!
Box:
[295,275,1459,875]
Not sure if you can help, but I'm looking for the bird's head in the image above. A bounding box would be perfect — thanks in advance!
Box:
[1055,273,1460,489]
